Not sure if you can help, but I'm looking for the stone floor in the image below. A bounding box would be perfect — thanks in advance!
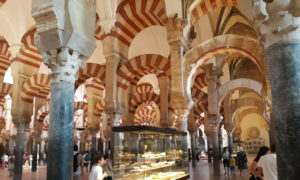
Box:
[0,160,250,180]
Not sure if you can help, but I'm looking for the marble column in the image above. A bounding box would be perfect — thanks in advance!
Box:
[190,132,196,160]
[253,1,300,178]
[227,133,234,154]
[158,76,169,128]
[209,122,220,175]
[205,64,221,175]
[266,42,300,178]
[31,139,37,172]
[47,81,75,180]
[32,0,96,179]
[13,124,26,180]
[268,113,276,147]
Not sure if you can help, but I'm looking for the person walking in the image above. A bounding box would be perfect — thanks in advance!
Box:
[83,151,91,174]
[237,147,248,176]
[8,154,15,177]
[73,145,81,180]
[249,146,270,180]
[257,145,277,180]
[222,147,230,176]
[89,154,108,180]
[229,154,236,176]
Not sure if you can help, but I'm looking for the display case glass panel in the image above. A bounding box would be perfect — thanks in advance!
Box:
[112,126,189,180]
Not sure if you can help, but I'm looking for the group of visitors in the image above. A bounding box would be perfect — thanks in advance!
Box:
[73,145,112,180]
[222,146,248,176]
[222,145,277,180]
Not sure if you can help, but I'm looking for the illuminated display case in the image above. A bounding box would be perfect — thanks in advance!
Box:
[112,126,189,180]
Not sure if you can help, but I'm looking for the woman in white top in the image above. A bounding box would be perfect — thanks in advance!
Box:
[89,154,108,180]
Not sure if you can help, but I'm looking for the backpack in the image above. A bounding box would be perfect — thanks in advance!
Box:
[85,154,90,162]
[73,153,79,172]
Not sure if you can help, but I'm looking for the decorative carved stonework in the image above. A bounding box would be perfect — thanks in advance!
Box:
[41,48,85,83]
[253,0,300,48]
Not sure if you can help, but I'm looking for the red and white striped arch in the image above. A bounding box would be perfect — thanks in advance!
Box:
[190,0,239,25]
[76,63,106,88]
[11,28,42,68]
[194,72,207,90]
[129,84,160,113]
[74,101,88,113]
[37,101,88,128]
[134,101,158,126]
[85,77,105,99]
[21,74,50,103]
[94,99,105,117]
[117,54,170,90]
[95,0,168,57]
[0,83,12,97]
[36,104,49,123]
[0,40,11,77]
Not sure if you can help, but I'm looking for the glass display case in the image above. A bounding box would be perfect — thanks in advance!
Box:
[112,126,189,180]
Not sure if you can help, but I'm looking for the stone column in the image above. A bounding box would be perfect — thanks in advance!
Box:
[218,126,223,152]
[227,133,234,154]
[205,64,221,175]
[190,132,196,160]
[32,1,96,179]
[209,122,220,175]
[253,1,300,178]
[14,124,26,180]
[31,138,38,172]
[158,76,169,128]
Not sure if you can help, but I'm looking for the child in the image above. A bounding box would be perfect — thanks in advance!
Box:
[229,154,236,176]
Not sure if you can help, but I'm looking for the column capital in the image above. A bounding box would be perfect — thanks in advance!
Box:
[253,0,300,48]
[41,48,85,83]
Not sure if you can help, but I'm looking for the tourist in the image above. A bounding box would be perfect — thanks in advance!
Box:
[236,147,247,176]
[222,147,230,175]
[89,154,108,180]
[8,153,15,177]
[3,153,8,168]
[78,152,84,176]
[102,154,113,180]
[83,151,91,174]
[249,146,269,180]
[257,145,277,180]
[229,154,236,176]
[73,145,81,180]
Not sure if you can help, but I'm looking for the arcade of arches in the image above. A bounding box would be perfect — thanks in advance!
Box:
[0,0,300,179]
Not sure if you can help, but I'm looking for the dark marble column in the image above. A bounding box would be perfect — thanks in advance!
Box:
[47,82,74,180]
[266,41,300,179]
[31,139,37,172]
[13,124,26,180]
[190,132,196,160]
[227,133,234,154]
[206,135,212,163]
[268,113,276,147]
[210,123,220,176]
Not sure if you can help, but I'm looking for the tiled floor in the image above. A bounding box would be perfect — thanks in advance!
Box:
[0,161,250,180]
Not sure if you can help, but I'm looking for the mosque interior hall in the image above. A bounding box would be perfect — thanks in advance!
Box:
[0,0,300,179]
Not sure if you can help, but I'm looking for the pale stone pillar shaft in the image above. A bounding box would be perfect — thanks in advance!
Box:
[158,76,169,128]
[13,124,26,180]
[205,64,220,175]
[47,82,75,180]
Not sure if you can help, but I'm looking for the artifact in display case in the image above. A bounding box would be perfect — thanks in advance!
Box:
[112,126,189,180]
